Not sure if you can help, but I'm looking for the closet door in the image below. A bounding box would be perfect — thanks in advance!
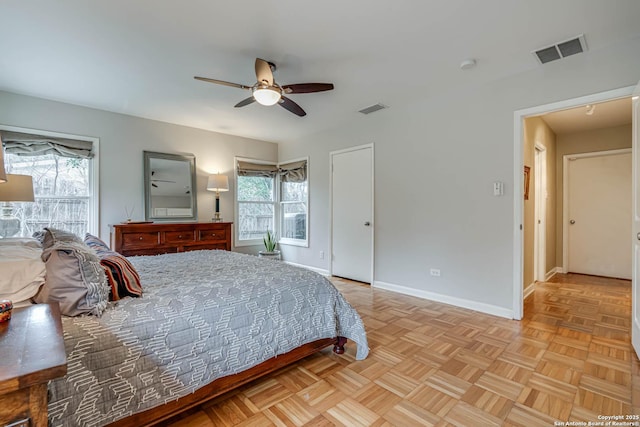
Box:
[331,145,374,283]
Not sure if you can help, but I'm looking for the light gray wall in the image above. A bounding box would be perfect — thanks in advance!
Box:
[0,91,278,244]
[278,36,640,314]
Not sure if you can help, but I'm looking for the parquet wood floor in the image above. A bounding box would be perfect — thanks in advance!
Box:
[166,273,639,426]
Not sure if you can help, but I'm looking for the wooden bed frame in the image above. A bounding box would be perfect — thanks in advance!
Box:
[109,336,347,427]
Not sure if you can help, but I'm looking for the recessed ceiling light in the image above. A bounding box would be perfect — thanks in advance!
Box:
[460,59,477,70]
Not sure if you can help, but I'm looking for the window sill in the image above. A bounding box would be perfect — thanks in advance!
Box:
[279,238,309,248]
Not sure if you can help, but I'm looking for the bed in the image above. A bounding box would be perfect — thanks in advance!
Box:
[0,232,369,426]
[43,249,368,427]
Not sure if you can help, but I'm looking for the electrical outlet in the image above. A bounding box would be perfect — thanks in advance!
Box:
[319,251,324,260]
[430,268,441,277]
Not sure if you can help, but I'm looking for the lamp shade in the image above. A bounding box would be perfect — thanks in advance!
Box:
[0,145,6,183]
[253,87,281,106]
[206,174,229,192]
[0,174,35,202]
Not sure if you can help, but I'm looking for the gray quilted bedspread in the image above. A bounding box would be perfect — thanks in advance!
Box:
[48,250,368,427]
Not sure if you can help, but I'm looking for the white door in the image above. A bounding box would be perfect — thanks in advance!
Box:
[632,82,640,359]
[331,145,373,283]
[534,145,547,281]
[567,151,632,279]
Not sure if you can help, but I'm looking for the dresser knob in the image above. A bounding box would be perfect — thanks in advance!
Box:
[211,233,216,237]
[178,235,183,239]
[139,237,143,240]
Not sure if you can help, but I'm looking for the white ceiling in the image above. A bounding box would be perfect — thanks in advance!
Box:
[1,1,639,143]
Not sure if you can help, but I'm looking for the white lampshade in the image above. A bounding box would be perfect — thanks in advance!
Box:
[0,174,34,201]
[206,174,229,192]
[0,145,6,183]
[253,87,281,106]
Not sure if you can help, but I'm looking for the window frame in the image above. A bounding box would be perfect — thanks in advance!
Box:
[278,156,309,248]
[0,125,100,236]
[234,157,278,247]
[234,156,310,248]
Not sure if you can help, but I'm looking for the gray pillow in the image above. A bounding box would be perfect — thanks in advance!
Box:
[35,240,109,317]
[34,227,83,250]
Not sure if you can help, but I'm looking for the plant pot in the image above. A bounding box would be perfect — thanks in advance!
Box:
[258,250,281,261]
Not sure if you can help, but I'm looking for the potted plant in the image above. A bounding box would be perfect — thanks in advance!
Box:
[258,230,281,260]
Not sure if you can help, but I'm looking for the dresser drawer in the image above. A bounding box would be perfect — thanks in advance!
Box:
[165,231,196,244]
[198,228,226,242]
[122,232,160,248]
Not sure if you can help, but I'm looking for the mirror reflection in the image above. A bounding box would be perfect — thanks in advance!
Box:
[144,151,197,221]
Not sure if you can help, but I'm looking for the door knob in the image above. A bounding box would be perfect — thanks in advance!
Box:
[364,221,371,226]
[569,220,575,225]
[637,232,640,241]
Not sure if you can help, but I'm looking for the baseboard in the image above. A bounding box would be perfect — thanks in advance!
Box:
[545,267,561,281]
[373,280,513,319]
[524,282,536,299]
[284,261,330,276]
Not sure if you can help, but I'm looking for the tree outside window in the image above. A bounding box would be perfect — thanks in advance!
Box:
[5,152,90,237]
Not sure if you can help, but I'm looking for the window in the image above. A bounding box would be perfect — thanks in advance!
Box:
[1,128,98,238]
[236,160,277,244]
[279,159,308,246]
[235,158,309,247]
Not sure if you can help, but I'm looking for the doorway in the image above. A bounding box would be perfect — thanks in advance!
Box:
[513,85,636,320]
[330,144,374,283]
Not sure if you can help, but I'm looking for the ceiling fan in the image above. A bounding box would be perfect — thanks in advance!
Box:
[194,58,334,117]
[150,171,176,188]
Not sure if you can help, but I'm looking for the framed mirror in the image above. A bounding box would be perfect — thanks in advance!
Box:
[144,151,197,222]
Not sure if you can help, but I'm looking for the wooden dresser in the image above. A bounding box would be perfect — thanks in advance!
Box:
[0,303,67,427]
[112,222,232,256]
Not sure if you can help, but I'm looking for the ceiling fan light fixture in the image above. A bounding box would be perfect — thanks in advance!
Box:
[253,87,281,106]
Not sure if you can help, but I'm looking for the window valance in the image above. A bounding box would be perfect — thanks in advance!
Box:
[279,160,307,183]
[237,160,278,178]
[1,130,94,159]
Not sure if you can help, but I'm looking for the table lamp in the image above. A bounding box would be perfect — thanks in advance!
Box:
[206,174,229,222]
[0,174,35,238]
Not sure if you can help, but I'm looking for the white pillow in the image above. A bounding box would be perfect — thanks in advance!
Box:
[0,245,46,304]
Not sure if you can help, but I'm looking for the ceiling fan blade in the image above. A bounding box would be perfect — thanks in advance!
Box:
[194,76,251,90]
[282,83,334,94]
[279,96,306,117]
[234,97,256,108]
[255,58,274,86]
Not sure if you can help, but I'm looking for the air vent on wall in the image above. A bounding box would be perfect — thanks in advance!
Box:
[532,34,587,65]
[358,103,388,115]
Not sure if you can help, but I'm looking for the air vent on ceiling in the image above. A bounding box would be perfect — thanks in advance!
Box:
[532,34,587,65]
[358,103,388,115]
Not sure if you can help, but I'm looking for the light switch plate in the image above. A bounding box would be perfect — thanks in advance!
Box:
[493,181,504,196]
